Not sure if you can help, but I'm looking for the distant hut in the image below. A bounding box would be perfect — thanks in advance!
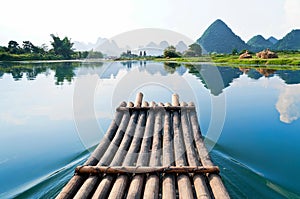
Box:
[239,50,252,59]
[256,69,276,77]
[239,67,250,73]
[256,49,278,59]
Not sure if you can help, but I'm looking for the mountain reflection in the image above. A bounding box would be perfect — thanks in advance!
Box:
[0,62,102,84]
[1,61,300,93]
[187,64,243,96]
[276,70,300,84]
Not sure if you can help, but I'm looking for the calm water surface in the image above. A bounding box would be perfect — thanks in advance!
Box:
[0,61,300,198]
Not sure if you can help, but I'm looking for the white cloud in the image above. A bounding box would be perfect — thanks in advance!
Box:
[276,85,300,123]
[0,112,28,125]
[0,0,297,45]
[284,0,300,30]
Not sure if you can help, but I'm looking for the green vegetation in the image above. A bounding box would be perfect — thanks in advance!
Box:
[196,19,300,54]
[0,61,104,84]
[163,46,181,58]
[162,43,203,59]
[0,35,102,61]
[184,43,202,57]
[153,51,300,69]
[273,30,300,51]
[247,35,273,51]
[211,52,300,66]
[197,19,250,54]
[154,56,211,63]
[50,34,74,59]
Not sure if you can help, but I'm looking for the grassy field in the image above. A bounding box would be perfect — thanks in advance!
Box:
[0,52,63,61]
[211,52,300,66]
[152,52,300,69]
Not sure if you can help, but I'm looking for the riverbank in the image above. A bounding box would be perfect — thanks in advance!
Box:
[152,52,300,66]
[2,52,300,71]
[211,52,300,66]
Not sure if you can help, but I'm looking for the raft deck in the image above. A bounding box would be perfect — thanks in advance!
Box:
[56,93,230,199]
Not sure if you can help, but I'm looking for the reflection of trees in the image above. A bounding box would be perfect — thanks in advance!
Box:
[276,70,300,84]
[0,62,103,84]
[25,66,48,80]
[186,64,243,96]
[256,69,275,77]
[246,69,263,80]
[120,61,139,69]
[11,67,24,80]
[0,62,48,80]
[244,68,300,84]
[163,62,181,74]
[50,62,76,85]
[238,67,250,74]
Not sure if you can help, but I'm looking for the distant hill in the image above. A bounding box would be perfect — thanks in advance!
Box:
[176,41,188,53]
[273,30,300,51]
[95,40,121,56]
[267,36,278,45]
[146,41,159,48]
[197,19,249,54]
[73,37,107,51]
[247,35,273,51]
[159,41,169,49]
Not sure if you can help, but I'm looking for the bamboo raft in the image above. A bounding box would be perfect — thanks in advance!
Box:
[56,93,230,199]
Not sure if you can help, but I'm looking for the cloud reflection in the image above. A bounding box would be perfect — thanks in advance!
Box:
[276,85,300,123]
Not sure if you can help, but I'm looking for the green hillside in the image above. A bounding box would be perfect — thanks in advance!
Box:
[247,35,273,51]
[268,36,278,45]
[197,19,250,54]
[273,30,300,51]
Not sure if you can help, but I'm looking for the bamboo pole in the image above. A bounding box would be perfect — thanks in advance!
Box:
[180,102,211,199]
[172,94,194,199]
[73,102,134,199]
[134,92,143,108]
[56,101,127,199]
[162,102,176,199]
[76,166,220,174]
[91,93,144,199]
[143,103,164,199]
[126,101,156,199]
[117,106,196,111]
[188,102,230,199]
[107,101,148,199]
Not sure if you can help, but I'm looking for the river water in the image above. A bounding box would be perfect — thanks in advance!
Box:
[0,61,299,198]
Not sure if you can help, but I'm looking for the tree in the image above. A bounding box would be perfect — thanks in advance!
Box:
[184,43,202,57]
[0,46,8,52]
[163,46,181,58]
[22,41,35,53]
[50,34,74,59]
[8,40,21,54]
[88,50,104,59]
[232,48,238,55]
[189,43,202,56]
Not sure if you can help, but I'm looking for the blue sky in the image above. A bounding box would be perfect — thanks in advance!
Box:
[0,0,299,46]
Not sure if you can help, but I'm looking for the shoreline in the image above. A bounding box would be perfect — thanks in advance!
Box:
[1,56,300,70]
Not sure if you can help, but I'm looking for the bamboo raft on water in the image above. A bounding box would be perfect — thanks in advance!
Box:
[56,93,230,199]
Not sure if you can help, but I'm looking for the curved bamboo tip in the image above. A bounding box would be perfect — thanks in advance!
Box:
[127,102,134,107]
[149,101,156,107]
[180,101,188,107]
[165,102,172,107]
[158,102,164,107]
[172,93,180,106]
[119,101,127,107]
[134,92,144,107]
[142,101,149,107]
[188,102,195,107]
